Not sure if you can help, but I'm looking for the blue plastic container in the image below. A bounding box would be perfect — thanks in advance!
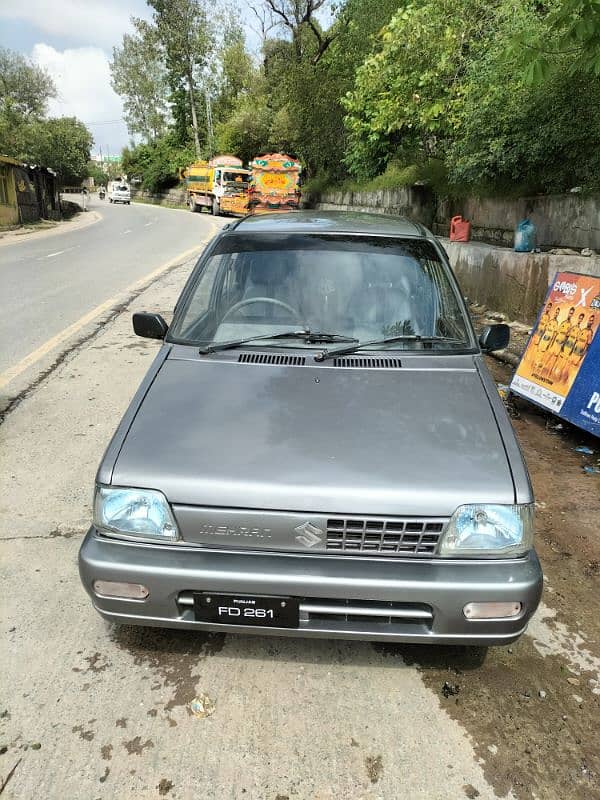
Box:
[514,218,536,252]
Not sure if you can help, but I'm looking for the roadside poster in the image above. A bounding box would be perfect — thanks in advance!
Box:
[510,271,600,436]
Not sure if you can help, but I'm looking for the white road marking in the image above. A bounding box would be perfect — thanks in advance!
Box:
[37,245,80,261]
[122,229,132,235]
[0,233,219,390]
[143,222,153,227]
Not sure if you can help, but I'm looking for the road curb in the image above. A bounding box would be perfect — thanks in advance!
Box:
[0,234,219,422]
[0,209,102,248]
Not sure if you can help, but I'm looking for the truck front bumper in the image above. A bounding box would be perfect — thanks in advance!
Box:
[79,528,543,645]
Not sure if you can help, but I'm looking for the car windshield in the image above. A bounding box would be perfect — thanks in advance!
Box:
[168,234,473,351]
[222,171,248,185]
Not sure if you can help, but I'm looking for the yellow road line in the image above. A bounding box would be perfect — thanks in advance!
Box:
[0,232,218,391]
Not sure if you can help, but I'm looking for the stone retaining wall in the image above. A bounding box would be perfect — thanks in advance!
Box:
[435,194,600,250]
[317,188,600,251]
[443,238,600,324]
[317,186,435,228]
[131,187,187,207]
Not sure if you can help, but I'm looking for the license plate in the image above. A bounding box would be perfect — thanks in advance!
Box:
[194,593,300,628]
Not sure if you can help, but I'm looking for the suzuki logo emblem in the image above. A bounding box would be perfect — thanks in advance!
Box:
[294,521,324,548]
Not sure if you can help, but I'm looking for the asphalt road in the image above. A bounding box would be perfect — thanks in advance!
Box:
[1,255,598,800]
[0,196,222,384]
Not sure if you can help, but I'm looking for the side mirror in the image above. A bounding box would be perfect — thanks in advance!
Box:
[133,312,168,340]
[479,323,510,352]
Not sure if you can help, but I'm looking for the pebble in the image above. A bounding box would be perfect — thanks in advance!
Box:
[572,694,583,704]
[538,690,547,699]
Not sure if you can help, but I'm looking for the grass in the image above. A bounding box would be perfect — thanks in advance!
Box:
[304,160,448,197]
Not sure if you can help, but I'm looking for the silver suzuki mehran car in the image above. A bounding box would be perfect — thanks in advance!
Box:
[79,212,543,646]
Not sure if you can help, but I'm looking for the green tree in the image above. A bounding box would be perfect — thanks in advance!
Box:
[213,20,255,122]
[343,0,498,178]
[215,93,273,164]
[449,2,600,192]
[86,161,107,187]
[0,47,57,158]
[26,117,93,185]
[149,0,213,156]
[122,133,196,192]
[515,0,600,81]
[110,18,170,141]
[0,47,56,118]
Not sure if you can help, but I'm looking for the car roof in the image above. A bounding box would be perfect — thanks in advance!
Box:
[229,210,433,238]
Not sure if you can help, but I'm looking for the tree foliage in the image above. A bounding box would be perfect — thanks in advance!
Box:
[149,0,214,155]
[343,0,600,190]
[0,47,93,185]
[111,19,170,141]
[113,0,600,195]
[26,118,94,184]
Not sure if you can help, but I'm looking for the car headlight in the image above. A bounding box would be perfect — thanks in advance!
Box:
[93,486,179,542]
[439,504,534,557]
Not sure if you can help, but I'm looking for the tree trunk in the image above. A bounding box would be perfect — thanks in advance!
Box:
[187,71,201,158]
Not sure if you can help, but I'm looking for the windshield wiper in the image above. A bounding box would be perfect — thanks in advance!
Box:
[199,329,358,355]
[314,334,466,362]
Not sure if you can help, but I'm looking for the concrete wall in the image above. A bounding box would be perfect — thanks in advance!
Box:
[318,186,435,228]
[316,187,600,250]
[435,194,600,250]
[131,187,187,207]
[443,238,600,323]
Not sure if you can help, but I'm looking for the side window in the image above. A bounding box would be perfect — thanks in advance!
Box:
[178,256,221,337]
[214,253,243,314]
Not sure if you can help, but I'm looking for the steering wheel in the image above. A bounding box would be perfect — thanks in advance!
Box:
[221,296,303,323]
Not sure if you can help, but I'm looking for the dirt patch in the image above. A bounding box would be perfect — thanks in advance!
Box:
[158,778,174,795]
[100,744,112,760]
[73,652,111,674]
[364,755,383,784]
[111,627,225,712]
[123,736,154,755]
[72,724,94,742]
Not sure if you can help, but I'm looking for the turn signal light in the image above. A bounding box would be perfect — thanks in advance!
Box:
[93,580,149,600]
[463,601,522,620]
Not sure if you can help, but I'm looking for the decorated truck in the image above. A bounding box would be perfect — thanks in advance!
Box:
[247,153,302,213]
[183,155,250,216]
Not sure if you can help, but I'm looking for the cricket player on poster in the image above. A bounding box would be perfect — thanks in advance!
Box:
[511,272,600,414]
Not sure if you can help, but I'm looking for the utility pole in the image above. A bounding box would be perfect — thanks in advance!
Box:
[205,91,214,159]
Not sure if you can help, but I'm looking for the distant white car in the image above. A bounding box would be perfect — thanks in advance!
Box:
[110,184,131,205]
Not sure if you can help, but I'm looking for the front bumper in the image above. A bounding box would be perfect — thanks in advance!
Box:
[79,527,543,645]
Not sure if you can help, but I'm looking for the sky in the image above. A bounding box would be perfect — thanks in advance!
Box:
[0,0,264,157]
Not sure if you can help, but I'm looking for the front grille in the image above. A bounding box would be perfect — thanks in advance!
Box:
[238,352,306,366]
[332,356,401,369]
[326,517,446,556]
